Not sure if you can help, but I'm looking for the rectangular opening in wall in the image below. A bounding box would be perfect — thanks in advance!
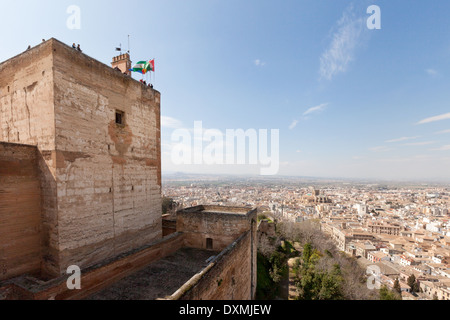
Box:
[206,238,213,250]
[115,110,125,125]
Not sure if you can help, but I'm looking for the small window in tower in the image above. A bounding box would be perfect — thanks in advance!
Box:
[206,238,213,250]
[115,110,125,126]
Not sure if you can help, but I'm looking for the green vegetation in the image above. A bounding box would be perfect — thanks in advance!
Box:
[162,197,176,215]
[256,252,279,300]
[276,220,379,300]
[293,242,344,300]
[393,278,402,298]
[256,238,298,300]
[380,285,402,300]
[407,274,420,293]
[257,213,274,223]
[257,219,382,300]
[281,240,296,255]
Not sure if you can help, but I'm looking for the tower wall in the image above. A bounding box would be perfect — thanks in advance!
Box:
[176,205,258,299]
[0,42,59,277]
[0,39,162,278]
[51,40,162,272]
[0,143,41,281]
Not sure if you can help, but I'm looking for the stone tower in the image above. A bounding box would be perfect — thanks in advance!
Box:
[111,53,132,76]
[0,39,162,280]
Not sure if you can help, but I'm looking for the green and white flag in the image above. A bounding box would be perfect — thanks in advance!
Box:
[130,61,150,74]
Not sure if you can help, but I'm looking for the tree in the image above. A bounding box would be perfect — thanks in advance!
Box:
[295,243,343,300]
[162,197,179,215]
[269,264,282,284]
[393,278,402,296]
[277,220,320,244]
[296,267,316,300]
[268,251,286,284]
[380,285,401,300]
[258,235,278,259]
[303,243,312,264]
[407,274,415,290]
[276,220,380,300]
[318,271,344,300]
[407,274,420,293]
[413,282,421,293]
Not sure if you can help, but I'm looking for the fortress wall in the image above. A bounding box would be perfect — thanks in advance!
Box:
[0,43,59,277]
[175,206,258,299]
[177,208,255,251]
[170,231,253,300]
[162,215,177,237]
[0,143,41,281]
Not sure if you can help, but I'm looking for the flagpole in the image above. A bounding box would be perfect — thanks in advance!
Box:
[128,35,132,80]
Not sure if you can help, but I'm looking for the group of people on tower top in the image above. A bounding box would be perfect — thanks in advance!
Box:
[72,43,82,52]
[140,79,153,89]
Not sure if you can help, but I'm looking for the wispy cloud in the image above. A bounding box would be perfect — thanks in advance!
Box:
[426,68,438,76]
[431,145,450,151]
[319,5,364,81]
[376,157,412,163]
[289,120,299,130]
[385,136,419,143]
[417,112,450,125]
[435,129,450,135]
[303,103,328,116]
[254,59,266,67]
[369,146,392,153]
[161,116,183,128]
[289,103,328,129]
[403,141,436,146]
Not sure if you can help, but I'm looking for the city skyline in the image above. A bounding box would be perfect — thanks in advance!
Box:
[161,176,450,301]
[2,1,450,181]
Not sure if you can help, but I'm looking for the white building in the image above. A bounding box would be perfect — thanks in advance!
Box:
[356,203,367,216]
[426,222,442,233]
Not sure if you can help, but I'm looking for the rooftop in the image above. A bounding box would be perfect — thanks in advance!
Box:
[178,205,256,217]
[0,38,159,94]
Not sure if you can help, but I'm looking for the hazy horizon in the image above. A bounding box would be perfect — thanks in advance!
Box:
[161,170,450,185]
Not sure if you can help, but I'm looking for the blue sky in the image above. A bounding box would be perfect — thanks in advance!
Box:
[1,0,450,181]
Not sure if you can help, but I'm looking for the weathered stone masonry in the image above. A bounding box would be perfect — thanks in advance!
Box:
[0,143,41,281]
[0,39,162,279]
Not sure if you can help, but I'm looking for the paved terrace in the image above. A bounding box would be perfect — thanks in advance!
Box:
[87,248,218,300]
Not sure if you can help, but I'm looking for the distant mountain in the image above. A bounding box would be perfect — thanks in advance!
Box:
[162,172,450,187]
